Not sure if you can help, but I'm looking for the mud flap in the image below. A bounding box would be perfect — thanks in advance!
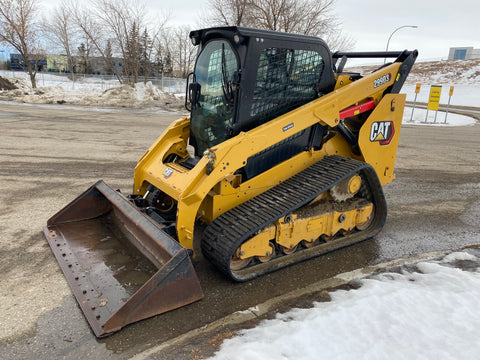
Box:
[43,180,203,337]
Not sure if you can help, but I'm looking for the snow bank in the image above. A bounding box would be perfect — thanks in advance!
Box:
[1,58,479,112]
[0,75,184,110]
[347,58,480,86]
[2,77,31,91]
[0,76,16,90]
[210,250,480,360]
[406,59,480,85]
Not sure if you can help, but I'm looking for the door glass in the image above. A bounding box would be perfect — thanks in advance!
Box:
[190,40,238,154]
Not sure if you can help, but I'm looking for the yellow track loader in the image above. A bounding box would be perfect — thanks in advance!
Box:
[44,27,417,337]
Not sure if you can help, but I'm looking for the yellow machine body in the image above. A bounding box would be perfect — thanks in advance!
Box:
[133,62,405,251]
[44,26,417,337]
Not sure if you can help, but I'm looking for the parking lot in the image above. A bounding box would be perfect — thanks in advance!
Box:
[0,102,479,359]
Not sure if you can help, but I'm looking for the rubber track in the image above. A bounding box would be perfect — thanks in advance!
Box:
[201,155,387,281]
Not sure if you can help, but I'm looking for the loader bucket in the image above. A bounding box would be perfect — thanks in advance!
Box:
[43,180,203,337]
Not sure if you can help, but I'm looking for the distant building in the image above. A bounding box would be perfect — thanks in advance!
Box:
[10,53,47,71]
[9,53,124,75]
[47,54,69,72]
[87,56,124,75]
[448,47,480,60]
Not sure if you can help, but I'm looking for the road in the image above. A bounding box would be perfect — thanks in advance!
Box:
[0,102,479,359]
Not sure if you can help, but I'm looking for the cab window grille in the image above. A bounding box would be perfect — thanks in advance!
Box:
[250,48,325,125]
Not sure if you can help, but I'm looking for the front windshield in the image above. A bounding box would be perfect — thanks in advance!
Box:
[190,40,238,154]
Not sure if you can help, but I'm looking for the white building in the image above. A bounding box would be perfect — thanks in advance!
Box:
[448,47,480,60]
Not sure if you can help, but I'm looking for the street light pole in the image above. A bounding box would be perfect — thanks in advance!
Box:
[384,25,418,63]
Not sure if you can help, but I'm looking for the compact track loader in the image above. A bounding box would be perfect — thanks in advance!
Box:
[44,27,417,337]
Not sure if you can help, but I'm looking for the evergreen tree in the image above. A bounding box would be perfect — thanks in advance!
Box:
[77,43,88,74]
[163,50,173,77]
[126,21,141,83]
[140,28,153,81]
[104,40,113,75]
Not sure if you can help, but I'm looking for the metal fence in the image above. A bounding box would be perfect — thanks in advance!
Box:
[0,70,187,94]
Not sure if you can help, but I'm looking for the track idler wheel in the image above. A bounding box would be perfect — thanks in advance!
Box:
[230,248,251,271]
[303,238,319,248]
[258,242,275,262]
[281,244,298,255]
[356,204,375,231]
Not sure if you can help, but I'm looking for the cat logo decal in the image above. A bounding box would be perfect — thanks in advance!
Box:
[370,121,394,145]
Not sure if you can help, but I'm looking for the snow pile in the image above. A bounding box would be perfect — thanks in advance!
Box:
[210,250,480,360]
[0,76,16,90]
[100,82,179,106]
[1,76,31,91]
[0,74,184,110]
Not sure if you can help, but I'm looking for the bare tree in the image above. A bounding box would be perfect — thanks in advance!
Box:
[244,0,335,36]
[71,0,136,82]
[71,0,169,85]
[322,28,355,53]
[201,0,250,26]
[99,0,147,83]
[202,0,354,50]
[70,2,110,76]
[163,26,196,78]
[248,0,291,32]
[0,0,43,87]
[42,0,79,75]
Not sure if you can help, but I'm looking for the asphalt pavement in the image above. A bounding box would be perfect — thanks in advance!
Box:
[0,102,479,359]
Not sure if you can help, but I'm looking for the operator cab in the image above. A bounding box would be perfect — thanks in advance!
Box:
[186,27,336,158]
